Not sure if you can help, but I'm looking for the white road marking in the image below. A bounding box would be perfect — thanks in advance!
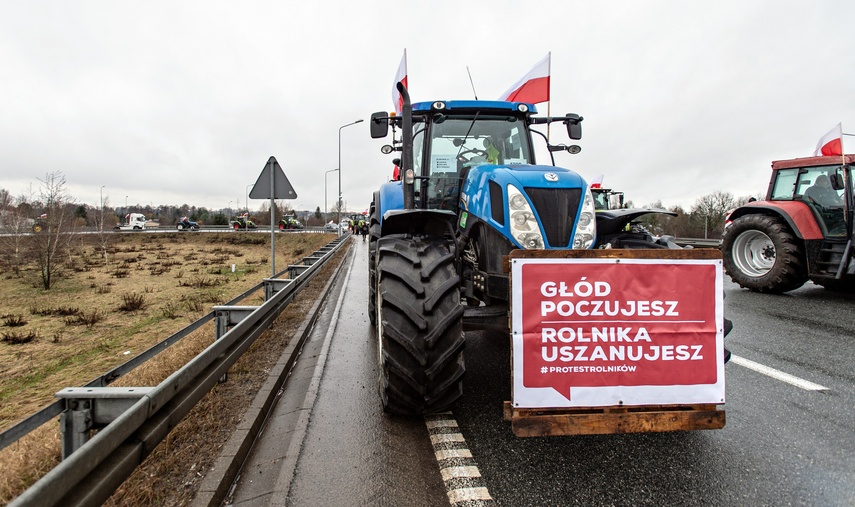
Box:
[731,355,829,391]
[447,487,493,504]
[441,466,482,481]
[435,449,473,460]
[430,432,466,445]
[426,417,459,430]
[425,412,494,505]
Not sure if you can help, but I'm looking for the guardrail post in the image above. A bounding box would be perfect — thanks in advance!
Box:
[59,399,92,459]
[213,306,259,382]
[262,278,294,300]
[56,387,153,459]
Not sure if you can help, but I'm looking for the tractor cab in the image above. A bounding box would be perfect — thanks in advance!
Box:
[771,161,849,237]
[413,109,534,212]
[371,100,583,217]
[723,154,854,292]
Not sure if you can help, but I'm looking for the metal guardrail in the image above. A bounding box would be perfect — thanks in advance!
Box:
[674,237,722,248]
[5,235,350,507]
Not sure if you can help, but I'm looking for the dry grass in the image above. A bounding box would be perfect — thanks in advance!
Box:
[0,231,342,505]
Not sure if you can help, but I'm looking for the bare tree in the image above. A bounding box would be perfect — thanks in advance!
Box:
[0,188,36,274]
[30,172,77,289]
[95,195,113,266]
[690,191,736,239]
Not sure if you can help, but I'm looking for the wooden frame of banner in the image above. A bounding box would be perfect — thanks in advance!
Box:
[504,248,726,437]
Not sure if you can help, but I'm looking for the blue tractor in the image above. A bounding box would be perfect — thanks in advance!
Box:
[368,83,599,415]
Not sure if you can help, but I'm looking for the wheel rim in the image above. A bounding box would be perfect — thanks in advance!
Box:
[732,229,776,277]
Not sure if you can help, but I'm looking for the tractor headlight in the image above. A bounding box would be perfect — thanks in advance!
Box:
[572,187,597,249]
[507,184,543,249]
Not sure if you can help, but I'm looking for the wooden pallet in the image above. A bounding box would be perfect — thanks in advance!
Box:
[504,401,725,437]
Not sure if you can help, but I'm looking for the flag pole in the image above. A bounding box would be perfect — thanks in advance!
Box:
[546,52,552,142]
[841,126,854,277]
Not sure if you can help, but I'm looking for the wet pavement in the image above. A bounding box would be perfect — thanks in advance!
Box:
[228,237,447,506]
[225,238,855,506]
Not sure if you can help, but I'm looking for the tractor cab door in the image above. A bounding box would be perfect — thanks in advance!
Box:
[790,165,848,237]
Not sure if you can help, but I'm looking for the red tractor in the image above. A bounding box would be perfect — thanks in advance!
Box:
[722,154,853,292]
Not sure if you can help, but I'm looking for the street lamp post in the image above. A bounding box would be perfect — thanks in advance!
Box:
[338,119,363,235]
[246,184,253,214]
[324,168,338,222]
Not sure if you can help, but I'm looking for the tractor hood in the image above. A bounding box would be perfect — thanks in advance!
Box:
[460,163,595,249]
[595,208,677,236]
[464,164,587,190]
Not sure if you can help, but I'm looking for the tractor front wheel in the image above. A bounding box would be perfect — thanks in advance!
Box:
[722,214,808,293]
[368,192,380,326]
[376,236,465,415]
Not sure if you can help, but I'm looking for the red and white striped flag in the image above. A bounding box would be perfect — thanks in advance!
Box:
[392,49,408,114]
[813,123,843,156]
[498,52,550,104]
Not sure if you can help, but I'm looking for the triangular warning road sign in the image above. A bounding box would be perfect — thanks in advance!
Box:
[249,156,297,199]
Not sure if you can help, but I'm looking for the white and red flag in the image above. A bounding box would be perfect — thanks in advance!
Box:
[813,123,843,156]
[498,52,551,104]
[392,49,408,114]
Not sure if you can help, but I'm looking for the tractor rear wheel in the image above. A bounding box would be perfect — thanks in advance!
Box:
[722,214,808,293]
[376,236,465,415]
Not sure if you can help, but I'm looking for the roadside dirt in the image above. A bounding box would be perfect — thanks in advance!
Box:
[0,231,346,505]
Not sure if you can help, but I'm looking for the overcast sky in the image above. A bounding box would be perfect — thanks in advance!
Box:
[2,1,854,218]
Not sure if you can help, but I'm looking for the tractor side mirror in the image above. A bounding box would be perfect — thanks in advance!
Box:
[565,113,583,140]
[370,111,389,139]
[830,173,845,190]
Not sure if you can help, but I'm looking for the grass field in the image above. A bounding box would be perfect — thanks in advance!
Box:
[0,231,343,505]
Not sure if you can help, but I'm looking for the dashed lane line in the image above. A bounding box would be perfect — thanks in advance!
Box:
[425,413,495,506]
[731,354,829,391]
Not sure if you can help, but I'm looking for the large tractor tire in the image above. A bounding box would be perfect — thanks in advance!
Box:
[375,235,465,415]
[367,192,380,326]
[722,214,808,293]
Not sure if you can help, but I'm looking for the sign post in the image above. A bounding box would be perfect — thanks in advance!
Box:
[249,156,297,277]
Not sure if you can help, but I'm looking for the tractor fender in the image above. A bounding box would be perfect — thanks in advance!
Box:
[727,201,822,240]
[376,180,404,220]
[381,209,457,238]
[596,208,677,236]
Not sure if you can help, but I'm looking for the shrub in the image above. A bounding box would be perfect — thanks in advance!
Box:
[2,330,39,345]
[3,314,27,327]
[65,310,104,328]
[118,293,147,312]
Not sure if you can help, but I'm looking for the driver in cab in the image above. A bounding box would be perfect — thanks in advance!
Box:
[804,174,842,207]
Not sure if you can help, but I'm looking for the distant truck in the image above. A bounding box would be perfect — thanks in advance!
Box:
[114,213,147,231]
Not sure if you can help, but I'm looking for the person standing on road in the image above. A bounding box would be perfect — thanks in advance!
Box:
[360,220,368,241]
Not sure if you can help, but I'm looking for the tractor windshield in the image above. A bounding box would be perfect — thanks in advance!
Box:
[418,116,532,211]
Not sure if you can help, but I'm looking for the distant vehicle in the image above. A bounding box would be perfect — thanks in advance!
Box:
[114,213,147,231]
[278,216,304,230]
[323,222,339,232]
[231,214,257,231]
[32,214,47,233]
[176,217,199,231]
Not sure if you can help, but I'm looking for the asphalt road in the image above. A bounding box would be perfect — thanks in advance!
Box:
[454,281,855,506]
[232,242,855,506]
